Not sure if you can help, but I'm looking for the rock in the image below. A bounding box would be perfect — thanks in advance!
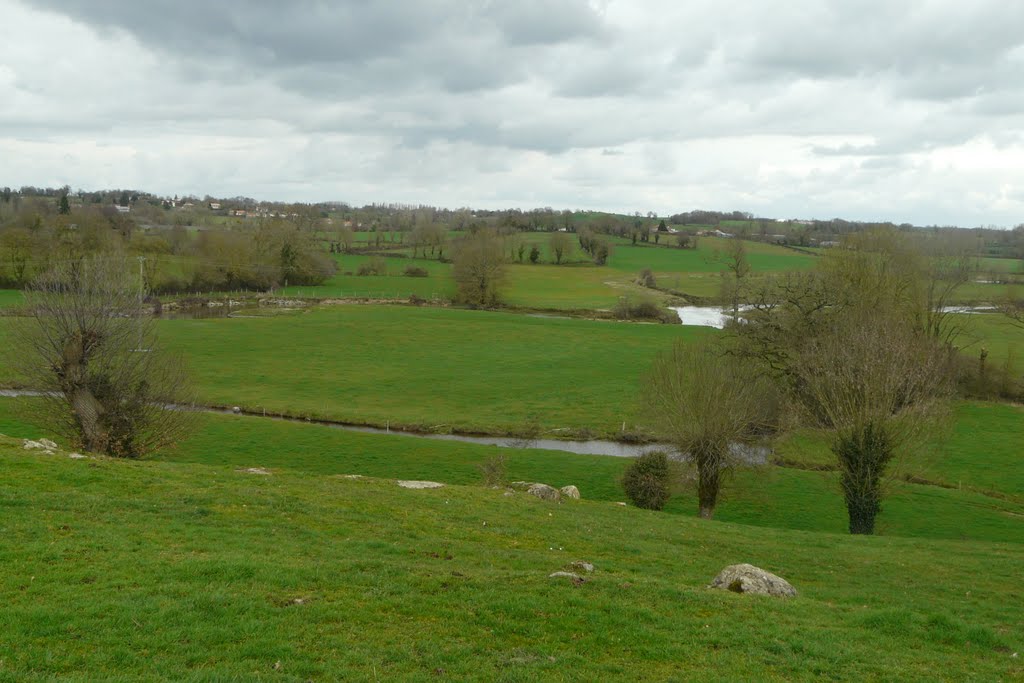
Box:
[549,571,584,581]
[240,467,271,475]
[338,474,363,479]
[527,483,561,501]
[509,481,535,491]
[23,440,52,451]
[615,502,627,507]
[559,485,580,500]
[232,406,242,414]
[569,561,594,573]
[709,564,797,598]
[68,453,88,460]
[502,491,515,497]
[39,439,58,450]
[397,480,445,489]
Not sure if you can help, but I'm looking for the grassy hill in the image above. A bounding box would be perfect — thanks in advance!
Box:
[1,399,1021,546]
[1,439,1020,681]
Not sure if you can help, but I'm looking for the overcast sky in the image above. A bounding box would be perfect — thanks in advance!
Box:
[3,1,1023,226]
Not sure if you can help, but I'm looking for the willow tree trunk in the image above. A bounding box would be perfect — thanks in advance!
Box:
[834,423,893,536]
[59,332,110,452]
[696,446,724,520]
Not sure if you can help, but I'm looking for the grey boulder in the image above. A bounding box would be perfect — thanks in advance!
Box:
[559,485,581,500]
[527,483,561,501]
[709,564,796,597]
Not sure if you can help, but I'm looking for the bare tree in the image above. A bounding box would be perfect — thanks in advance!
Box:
[715,239,750,322]
[998,289,1024,331]
[820,228,976,347]
[915,236,976,346]
[12,257,196,457]
[731,235,959,534]
[793,313,954,534]
[642,339,777,519]
[335,225,354,253]
[452,230,506,307]
[549,232,572,265]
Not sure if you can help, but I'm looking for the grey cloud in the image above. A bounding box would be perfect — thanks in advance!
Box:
[725,1,1024,99]
[6,0,1024,225]
[26,0,605,97]
[482,0,606,46]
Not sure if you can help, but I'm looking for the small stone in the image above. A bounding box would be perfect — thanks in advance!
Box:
[549,571,584,581]
[559,485,581,500]
[709,564,797,598]
[240,467,271,475]
[615,502,627,506]
[527,483,561,501]
[502,491,515,497]
[68,453,87,460]
[397,480,445,489]
[339,474,363,479]
[569,561,594,573]
[39,439,58,450]
[509,481,535,491]
[232,406,242,414]
[23,440,47,451]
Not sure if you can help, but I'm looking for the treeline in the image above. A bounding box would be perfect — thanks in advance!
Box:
[0,201,335,292]
[5,185,1023,265]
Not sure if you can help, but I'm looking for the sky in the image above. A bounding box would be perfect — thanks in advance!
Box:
[2,1,1024,227]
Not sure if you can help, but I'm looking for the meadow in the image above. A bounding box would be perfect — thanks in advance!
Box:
[0,304,1020,436]
[278,237,819,308]
[0,398,1020,545]
[0,305,706,437]
[1,441,1020,681]
[0,289,23,309]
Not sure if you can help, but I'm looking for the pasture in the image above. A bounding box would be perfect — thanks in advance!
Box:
[1,441,1020,680]
[0,398,1020,544]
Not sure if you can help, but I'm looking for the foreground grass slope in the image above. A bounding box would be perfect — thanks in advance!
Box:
[1,442,1020,681]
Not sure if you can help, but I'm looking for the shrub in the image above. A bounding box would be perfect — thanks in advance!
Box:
[403,265,429,277]
[613,294,672,322]
[622,451,672,510]
[478,453,508,487]
[637,268,657,288]
[356,257,387,276]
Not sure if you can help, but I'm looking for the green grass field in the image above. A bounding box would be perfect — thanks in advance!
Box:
[774,402,1024,496]
[1,305,1020,439]
[1,441,1020,680]
[955,312,1024,368]
[0,305,704,437]
[278,254,456,301]
[273,237,818,308]
[0,289,24,309]
[151,305,702,437]
[1,397,1020,545]
[978,256,1023,274]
